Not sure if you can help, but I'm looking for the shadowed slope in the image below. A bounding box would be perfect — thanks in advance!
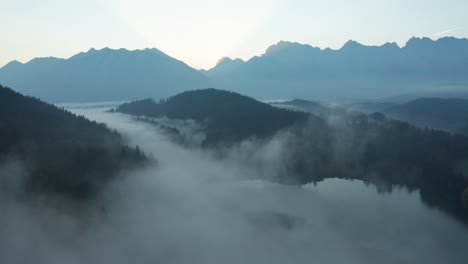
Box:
[0,85,148,199]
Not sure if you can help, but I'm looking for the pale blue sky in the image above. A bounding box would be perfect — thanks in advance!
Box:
[1,0,467,69]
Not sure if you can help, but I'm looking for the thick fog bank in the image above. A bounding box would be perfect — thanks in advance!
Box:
[0,105,467,264]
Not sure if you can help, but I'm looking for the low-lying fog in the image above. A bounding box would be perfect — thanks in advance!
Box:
[1,103,468,264]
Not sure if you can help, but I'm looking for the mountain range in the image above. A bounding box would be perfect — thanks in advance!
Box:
[1,37,468,102]
[0,48,210,102]
[207,37,468,100]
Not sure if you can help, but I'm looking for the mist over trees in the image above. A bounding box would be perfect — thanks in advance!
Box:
[0,85,148,199]
[2,1,468,262]
[115,89,311,146]
[0,84,467,263]
[281,97,468,136]
[287,113,468,224]
[382,98,468,135]
[115,89,468,225]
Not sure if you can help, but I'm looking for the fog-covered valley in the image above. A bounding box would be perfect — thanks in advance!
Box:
[1,103,467,264]
[3,2,468,263]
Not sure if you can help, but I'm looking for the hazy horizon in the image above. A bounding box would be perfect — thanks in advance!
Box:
[1,35,466,71]
[1,0,467,69]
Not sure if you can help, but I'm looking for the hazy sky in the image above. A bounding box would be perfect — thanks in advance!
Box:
[1,0,467,69]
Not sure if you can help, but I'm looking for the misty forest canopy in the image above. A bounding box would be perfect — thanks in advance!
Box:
[1,37,468,102]
[278,98,468,136]
[115,89,468,225]
[270,99,333,117]
[382,98,468,135]
[115,88,311,146]
[0,85,147,199]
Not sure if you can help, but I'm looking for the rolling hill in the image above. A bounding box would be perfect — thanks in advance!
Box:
[383,98,468,135]
[270,99,331,116]
[342,98,468,135]
[114,88,312,146]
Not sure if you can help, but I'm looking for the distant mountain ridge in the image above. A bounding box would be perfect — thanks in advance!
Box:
[201,57,245,77]
[2,36,468,102]
[0,47,211,102]
[208,37,468,100]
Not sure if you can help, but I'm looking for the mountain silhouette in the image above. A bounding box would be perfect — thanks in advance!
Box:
[208,37,468,100]
[201,57,245,78]
[0,48,211,102]
[2,37,468,102]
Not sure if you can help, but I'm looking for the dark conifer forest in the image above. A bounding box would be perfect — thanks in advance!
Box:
[285,113,468,224]
[0,85,147,199]
[115,88,312,146]
[116,89,468,225]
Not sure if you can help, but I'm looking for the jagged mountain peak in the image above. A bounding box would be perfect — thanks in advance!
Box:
[263,41,315,56]
[216,57,244,66]
[341,40,364,49]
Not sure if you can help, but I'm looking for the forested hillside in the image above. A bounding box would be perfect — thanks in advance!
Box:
[282,113,468,224]
[115,89,311,145]
[383,98,468,135]
[115,89,468,225]
[0,85,147,199]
